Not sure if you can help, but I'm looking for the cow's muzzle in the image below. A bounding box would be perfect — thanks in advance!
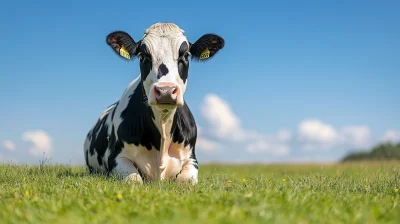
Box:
[149,82,183,109]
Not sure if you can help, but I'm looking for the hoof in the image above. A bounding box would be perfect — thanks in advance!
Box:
[124,173,143,184]
[176,175,198,185]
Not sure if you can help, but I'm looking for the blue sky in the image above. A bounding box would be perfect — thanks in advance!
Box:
[0,0,399,165]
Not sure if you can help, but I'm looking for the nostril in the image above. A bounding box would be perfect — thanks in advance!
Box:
[155,86,161,96]
[172,87,178,95]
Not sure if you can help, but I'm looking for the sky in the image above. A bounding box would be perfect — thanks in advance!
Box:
[0,0,399,165]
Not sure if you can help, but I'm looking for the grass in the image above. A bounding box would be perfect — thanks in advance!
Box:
[1,162,400,224]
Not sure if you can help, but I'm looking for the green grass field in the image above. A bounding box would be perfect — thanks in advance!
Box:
[1,162,399,224]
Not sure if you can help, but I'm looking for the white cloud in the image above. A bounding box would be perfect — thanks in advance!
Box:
[277,129,292,142]
[298,119,339,144]
[381,130,400,144]
[341,126,371,149]
[297,119,372,151]
[200,94,291,156]
[22,130,52,157]
[201,94,246,141]
[196,137,221,153]
[2,140,16,151]
[246,139,290,156]
[200,94,269,142]
[199,94,382,159]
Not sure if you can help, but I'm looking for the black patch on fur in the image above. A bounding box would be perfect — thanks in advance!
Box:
[118,82,161,150]
[190,34,225,61]
[139,43,151,55]
[139,44,153,81]
[179,42,189,56]
[85,150,94,173]
[178,42,189,83]
[90,113,109,166]
[107,139,123,172]
[171,101,197,149]
[157,63,169,79]
[190,149,199,169]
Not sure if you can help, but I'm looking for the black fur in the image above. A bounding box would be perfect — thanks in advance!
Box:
[157,63,169,79]
[178,42,189,83]
[171,102,197,148]
[107,138,123,172]
[118,82,161,151]
[189,149,198,169]
[139,44,153,81]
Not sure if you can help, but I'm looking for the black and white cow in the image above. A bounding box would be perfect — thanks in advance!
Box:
[84,23,224,184]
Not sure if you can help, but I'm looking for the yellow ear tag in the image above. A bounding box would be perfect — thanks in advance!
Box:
[199,48,210,60]
[119,46,131,59]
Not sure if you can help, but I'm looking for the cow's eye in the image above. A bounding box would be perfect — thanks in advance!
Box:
[139,53,151,62]
[182,52,190,61]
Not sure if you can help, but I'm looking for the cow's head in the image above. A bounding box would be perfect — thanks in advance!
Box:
[106,23,224,111]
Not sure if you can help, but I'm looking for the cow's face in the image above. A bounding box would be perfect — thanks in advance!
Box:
[106,23,224,112]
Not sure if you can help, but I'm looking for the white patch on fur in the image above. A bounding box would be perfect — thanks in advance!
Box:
[119,142,160,180]
[162,142,193,180]
[176,147,198,185]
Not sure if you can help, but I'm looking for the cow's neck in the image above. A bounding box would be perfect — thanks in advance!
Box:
[139,81,176,178]
[152,107,176,179]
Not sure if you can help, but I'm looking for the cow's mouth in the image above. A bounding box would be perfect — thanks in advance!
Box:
[151,103,178,113]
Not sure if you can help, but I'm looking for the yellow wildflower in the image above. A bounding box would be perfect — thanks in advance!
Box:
[228,180,232,183]
[117,193,123,199]
[395,189,399,193]
[282,178,287,182]
[24,191,29,196]
[241,179,248,183]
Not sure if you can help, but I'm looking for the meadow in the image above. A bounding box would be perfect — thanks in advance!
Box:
[0,162,399,224]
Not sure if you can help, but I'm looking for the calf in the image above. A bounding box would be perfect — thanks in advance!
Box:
[84,23,224,184]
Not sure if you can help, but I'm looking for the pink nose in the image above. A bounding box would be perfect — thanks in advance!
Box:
[153,84,180,105]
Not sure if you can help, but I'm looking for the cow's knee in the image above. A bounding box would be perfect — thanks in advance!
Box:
[113,157,143,185]
[124,173,143,184]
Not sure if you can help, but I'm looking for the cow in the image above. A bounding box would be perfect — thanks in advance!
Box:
[83,23,225,185]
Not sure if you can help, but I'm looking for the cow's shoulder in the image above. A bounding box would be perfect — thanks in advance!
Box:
[116,81,161,151]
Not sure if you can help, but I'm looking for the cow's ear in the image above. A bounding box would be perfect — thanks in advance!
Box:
[106,31,139,60]
[190,34,224,62]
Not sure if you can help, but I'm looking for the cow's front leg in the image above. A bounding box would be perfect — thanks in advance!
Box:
[112,157,143,184]
[176,160,198,185]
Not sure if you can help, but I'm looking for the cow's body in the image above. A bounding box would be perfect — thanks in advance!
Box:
[84,76,198,182]
[83,23,224,184]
